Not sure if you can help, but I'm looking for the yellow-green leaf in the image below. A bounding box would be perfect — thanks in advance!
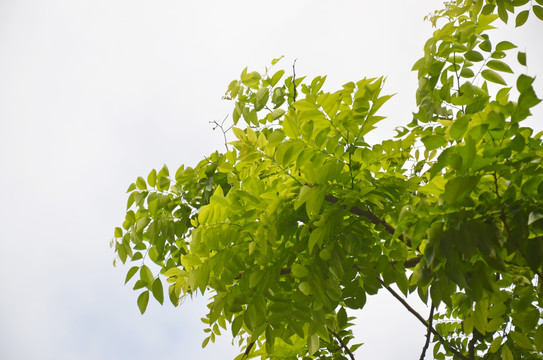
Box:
[136,176,147,190]
[147,169,156,187]
[292,264,309,278]
[152,278,164,305]
[481,69,507,85]
[486,60,513,73]
[137,290,150,314]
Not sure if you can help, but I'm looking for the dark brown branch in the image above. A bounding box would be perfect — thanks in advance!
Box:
[377,278,469,360]
[330,329,355,360]
[242,341,255,359]
[419,304,435,360]
[468,329,479,360]
[324,193,413,248]
[404,256,422,268]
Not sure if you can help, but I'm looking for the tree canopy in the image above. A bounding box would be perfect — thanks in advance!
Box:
[113,1,543,359]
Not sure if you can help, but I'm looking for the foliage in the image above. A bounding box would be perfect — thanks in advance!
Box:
[113,1,543,359]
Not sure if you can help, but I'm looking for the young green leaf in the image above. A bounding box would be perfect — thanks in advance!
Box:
[125,266,139,284]
[147,169,157,187]
[137,290,150,314]
[481,69,507,85]
[486,60,513,73]
[140,265,154,286]
[136,176,147,190]
[152,278,164,305]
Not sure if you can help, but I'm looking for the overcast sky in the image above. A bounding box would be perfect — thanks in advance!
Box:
[1,1,542,359]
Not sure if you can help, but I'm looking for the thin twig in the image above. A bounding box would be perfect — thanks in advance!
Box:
[330,329,355,360]
[377,278,469,360]
[210,114,230,151]
[419,304,435,360]
[292,59,297,102]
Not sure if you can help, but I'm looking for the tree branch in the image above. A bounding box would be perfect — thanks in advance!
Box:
[377,278,468,360]
[329,329,355,360]
[324,193,413,248]
[419,304,435,360]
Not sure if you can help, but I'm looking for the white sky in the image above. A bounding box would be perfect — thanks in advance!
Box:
[1,1,542,359]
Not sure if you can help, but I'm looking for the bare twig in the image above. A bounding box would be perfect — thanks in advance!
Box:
[377,278,468,360]
[419,304,435,360]
[210,114,231,151]
[330,329,356,360]
[292,59,297,102]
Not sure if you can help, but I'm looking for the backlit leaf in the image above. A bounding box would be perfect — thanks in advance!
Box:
[152,278,164,305]
[137,290,150,314]
[481,69,507,85]
[486,60,513,73]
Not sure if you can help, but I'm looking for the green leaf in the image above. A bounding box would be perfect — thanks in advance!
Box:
[231,315,244,337]
[136,176,147,190]
[137,290,150,314]
[496,41,517,51]
[500,344,514,360]
[265,325,275,354]
[481,69,507,85]
[271,108,285,120]
[421,135,447,151]
[509,331,534,350]
[152,278,164,305]
[486,60,513,73]
[307,334,319,355]
[517,74,534,93]
[255,87,269,111]
[114,227,123,238]
[518,51,527,66]
[516,10,529,27]
[244,304,257,332]
[291,264,309,278]
[473,298,488,334]
[441,176,480,205]
[270,69,285,87]
[465,51,484,62]
[125,266,139,284]
[337,307,348,328]
[460,67,474,78]
[450,116,469,141]
[534,5,543,20]
[140,265,154,286]
[535,325,543,352]
[147,169,156,187]
[298,281,312,295]
[126,183,136,193]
